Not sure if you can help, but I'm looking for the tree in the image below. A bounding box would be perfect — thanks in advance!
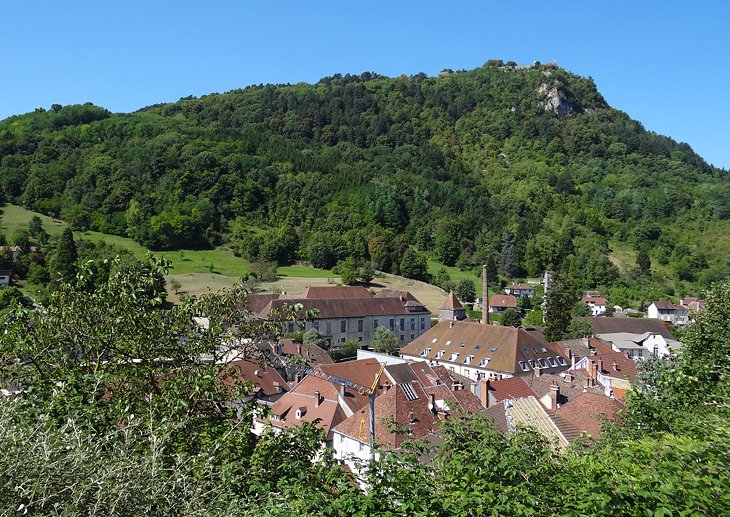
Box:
[49,228,78,287]
[636,248,651,273]
[498,231,520,277]
[565,319,592,338]
[543,274,575,341]
[433,267,451,289]
[501,308,522,327]
[302,328,327,349]
[399,247,430,282]
[455,279,476,303]
[372,326,399,355]
[571,301,591,317]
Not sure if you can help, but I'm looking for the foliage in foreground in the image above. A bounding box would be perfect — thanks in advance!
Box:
[0,261,728,515]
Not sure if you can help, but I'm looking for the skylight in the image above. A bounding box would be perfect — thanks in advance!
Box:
[541,347,548,353]
[532,347,539,354]
[459,342,466,348]
[529,359,536,368]
[402,383,418,401]
[547,357,557,367]
[519,361,530,372]
[538,358,547,368]
[431,338,438,343]
[522,348,530,358]
[490,346,497,352]
[445,340,452,346]
[557,356,567,366]
[475,345,481,350]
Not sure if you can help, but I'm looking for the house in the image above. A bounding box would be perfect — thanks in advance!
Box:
[595,332,682,360]
[332,363,484,472]
[0,245,38,263]
[400,320,568,381]
[555,392,623,440]
[581,295,607,316]
[647,301,690,326]
[489,295,518,313]
[218,360,289,404]
[438,292,467,322]
[0,270,10,287]
[272,338,334,367]
[680,297,705,314]
[578,317,676,340]
[256,358,384,444]
[504,283,536,298]
[573,341,637,400]
[254,287,431,347]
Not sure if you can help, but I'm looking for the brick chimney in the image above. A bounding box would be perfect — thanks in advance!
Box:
[430,393,437,416]
[314,390,321,408]
[482,264,489,325]
[296,343,302,355]
[550,382,560,410]
[535,365,542,378]
[480,379,491,408]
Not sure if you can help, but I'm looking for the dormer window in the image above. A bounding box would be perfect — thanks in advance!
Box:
[464,354,475,365]
[479,358,490,367]
[529,359,536,369]
[557,356,567,366]
[538,358,547,368]
[421,347,432,357]
[436,350,445,359]
[547,357,557,367]
[295,407,307,419]
[519,361,530,372]
[450,352,460,362]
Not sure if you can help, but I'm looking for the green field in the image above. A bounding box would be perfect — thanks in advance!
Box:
[427,259,481,283]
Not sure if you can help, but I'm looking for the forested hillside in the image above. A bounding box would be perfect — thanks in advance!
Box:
[1,61,728,300]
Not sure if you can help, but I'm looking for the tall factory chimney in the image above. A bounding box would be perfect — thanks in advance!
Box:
[482,264,490,325]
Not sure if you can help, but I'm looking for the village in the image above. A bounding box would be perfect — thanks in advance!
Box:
[214,265,697,476]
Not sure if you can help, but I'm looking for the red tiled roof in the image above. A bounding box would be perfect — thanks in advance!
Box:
[507,283,533,291]
[302,286,372,299]
[402,321,566,376]
[246,294,281,315]
[266,359,384,437]
[556,392,623,439]
[581,296,606,305]
[278,338,334,366]
[219,360,288,398]
[439,292,464,310]
[489,295,518,308]
[261,297,428,320]
[580,317,675,340]
[487,376,538,403]
[594,352,637,381]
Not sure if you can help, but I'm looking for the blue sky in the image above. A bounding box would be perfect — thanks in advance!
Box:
[1,1,728,169]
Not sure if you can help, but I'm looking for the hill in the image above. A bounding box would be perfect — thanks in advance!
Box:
[1,60,728,302]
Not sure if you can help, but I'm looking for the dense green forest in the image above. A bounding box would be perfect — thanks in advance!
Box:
[1,61,728,302]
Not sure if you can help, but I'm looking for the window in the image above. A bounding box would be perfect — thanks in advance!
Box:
[490,346,497,352]
[538,358,547,368]
[313,321,320,331]
[374,319,379,328]
[340,338,346,344]
[541,347,548,353]
[410,318,415,330]
[420,318,426,330]
[341,320,347,333]
[532,347,539,355]
[421,347,432,357]
[357,319,363,332]
[519,361,530,372]
[288,322,295,333]
[557,356,567,366]
[431,338,438,343]
[410,334,415,340]
[450,352,460,362]
[389,319,395,330]
[529,359,536,369]
[475,345,481,350]
[436,350,445,359]
[326,322,332,334]
[479,358,489,367]
[463,369,470,378]
[358,337,363,342]
[522,348,530,358]
[400,318,405,331]
[459,342,466,348]
[400,335,404,341]
[464,355,475,365]
[547,357,557,367]
[445,340,452,346]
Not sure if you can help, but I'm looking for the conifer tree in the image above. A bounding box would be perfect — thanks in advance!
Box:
[543,273,575,341]
[51,228,78,287]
